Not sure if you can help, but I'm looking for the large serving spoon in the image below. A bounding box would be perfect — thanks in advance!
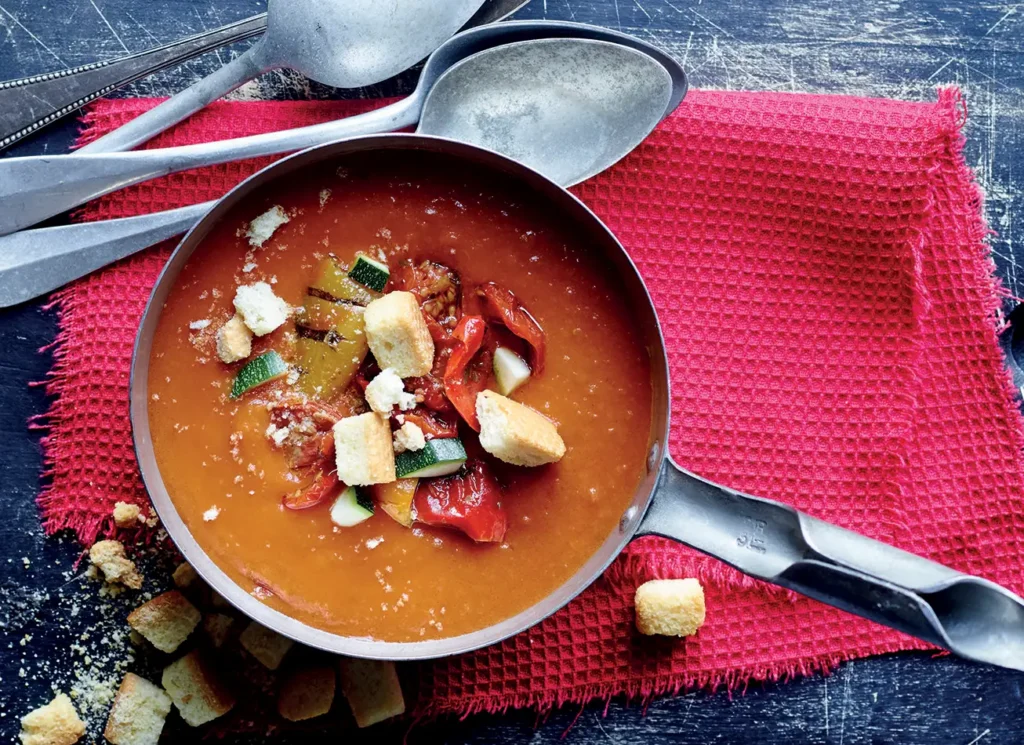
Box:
[0,20,686,238]
[74,0,487,155]
[0,28,683,309]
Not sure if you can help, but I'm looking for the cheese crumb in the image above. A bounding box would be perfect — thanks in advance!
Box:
[246,205,290,248]
[242,262,258,273]
[364,368,417,415]
[232,282,289,336]
[188,319,211,331]
[203,506,221,522]
[393,421,426,454]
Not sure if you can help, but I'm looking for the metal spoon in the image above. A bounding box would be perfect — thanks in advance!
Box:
[0,23,686,307]
[74,0,487,155]
[0,21,686,238]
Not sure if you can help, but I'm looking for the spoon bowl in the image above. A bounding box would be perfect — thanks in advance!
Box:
[419,39,671,186]
[77,0,494,154]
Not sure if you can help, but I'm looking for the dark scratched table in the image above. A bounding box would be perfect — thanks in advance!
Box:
[2,1,1024,743]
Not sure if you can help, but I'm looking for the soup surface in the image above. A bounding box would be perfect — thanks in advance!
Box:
[148,151,653,641]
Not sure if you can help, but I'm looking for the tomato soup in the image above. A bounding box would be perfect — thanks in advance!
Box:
[148,151,653,641]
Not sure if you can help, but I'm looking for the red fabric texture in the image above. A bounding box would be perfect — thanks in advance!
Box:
[35,90,1024,716]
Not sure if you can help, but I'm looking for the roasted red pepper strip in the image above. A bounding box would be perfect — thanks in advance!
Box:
[477,282,546,373]
[283,471,340,510]
[401,408,459,439]
[413,460,507,543]
[443,315,490,430]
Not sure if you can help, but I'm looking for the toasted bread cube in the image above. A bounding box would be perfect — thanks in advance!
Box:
[103,673,172,745]
[363,292,434,377]
[202,613,235,649]
[476,390,566,466]
[277,666,336,722]
[19,693,85,745]
[171,562,200,592]
[215,314,253,363]
[233,282,289,337]
[333,412,396,486]
[127,590,201,654]
[161,651,235,727]
[634,578,706,637]
[338,658,405,728]
[89,540,143,589]
[246,204,290,248]
[112,501,142,528]
[239,621,294,670]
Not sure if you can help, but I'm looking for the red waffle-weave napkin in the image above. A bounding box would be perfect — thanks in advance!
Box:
[35,89,1024,716]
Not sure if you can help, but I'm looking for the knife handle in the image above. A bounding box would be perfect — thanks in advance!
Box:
[0,14,267,151]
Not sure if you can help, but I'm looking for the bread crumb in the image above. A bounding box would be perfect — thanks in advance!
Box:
[19,692,85,745]
[161,651,235,727]
[203,506,220,522]
[88,541,143,590]
[112,502,141,528]
[246,205,289,248]
[201,613,235,649]
[215,314,253,363]
[171,562,199,591]
[634,578,706,637]
[233,282,289,337]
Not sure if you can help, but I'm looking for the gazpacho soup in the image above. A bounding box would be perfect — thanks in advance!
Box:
[148,150,653,642]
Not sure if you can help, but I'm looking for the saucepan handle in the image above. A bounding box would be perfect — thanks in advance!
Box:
[635,458,1024,672]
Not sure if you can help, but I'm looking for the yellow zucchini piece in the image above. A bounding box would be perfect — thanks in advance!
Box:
[300,296,366,338]
[296,335,368,400]
[310,257,380,305]
[371,478,418,528]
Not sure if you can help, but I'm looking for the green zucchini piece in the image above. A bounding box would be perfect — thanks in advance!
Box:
[230,351,288,398]
[347,254,390,292]
[330,486,374,527]
[493,347,531,396]
[309,257,379,305]
[395,438,467,478]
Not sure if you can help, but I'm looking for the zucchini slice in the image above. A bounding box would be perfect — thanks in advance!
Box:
[347,254,390,293]
[493,347,531,396]
[330,485,374,527]
[310,257,380,305]
[395,438,467,478]
[230,351,288,398]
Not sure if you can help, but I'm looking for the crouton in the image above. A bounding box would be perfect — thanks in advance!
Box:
[202,613,235,648]
[277,666,336,722]
[215,314,253,363]
[89,540,143,589]
[18,693,84,745]
[364,368,416,414]
[103,673,172,745]
[333,412,396,486]
[171,562,200,592]
[127,590,201,653]
[363,292,434,377]
[476,390,566,466]
[239,621,293,670]
[161,651,235,727]
[337,658,405,728]
[634,578,706,637]
[246,204,290,248]
[233,282,289,336]
[112,501,142,528]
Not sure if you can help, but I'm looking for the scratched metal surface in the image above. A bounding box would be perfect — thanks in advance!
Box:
[1,1,1022,743]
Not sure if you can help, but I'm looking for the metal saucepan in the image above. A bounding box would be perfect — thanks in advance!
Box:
[131,135,1024,669]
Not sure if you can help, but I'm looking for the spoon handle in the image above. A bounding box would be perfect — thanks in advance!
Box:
[0,14,267,152]
[0,201,212,308]
[79,45,268,154]
[0,96,420,237]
